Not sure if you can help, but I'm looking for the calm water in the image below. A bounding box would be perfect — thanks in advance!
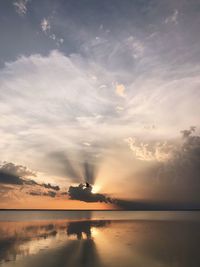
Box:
[0,211,200,267]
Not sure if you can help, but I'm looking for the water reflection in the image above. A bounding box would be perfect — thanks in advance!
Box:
[67,220,110,240]
[0,211,199,267]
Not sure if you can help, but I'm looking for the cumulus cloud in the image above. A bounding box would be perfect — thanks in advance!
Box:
[125,137,173,162]
[13,0,29,16]
[0,162,36,178]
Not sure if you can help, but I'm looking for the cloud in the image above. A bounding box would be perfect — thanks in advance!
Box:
[126,127,200,205]
[0,49,199,189]
[115,83,126,98]
[29,190,57,198]
[13,0,29,16]
[0,162,36,178]
[125,36,144,59]
[180,126,196,138]
[0,171,23,185]
[68,184,111,203]
[0,161,61,200]
[41,18,64,46]
[41,18,51,33]
[125,137,173,162]
[165,10,179,24]
[43,183,60,191]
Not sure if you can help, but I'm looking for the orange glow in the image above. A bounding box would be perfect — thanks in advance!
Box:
[0,196,117,210]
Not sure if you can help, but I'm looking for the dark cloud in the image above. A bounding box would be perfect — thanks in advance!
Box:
[180,126,196,138]
[112,199,200,210]
[0,162,36,178]
[29,190,57,198]
[0,171,23,185]
[133,127,200,206]
[68,184,111,203]
[0,162,60,198]
[43,183,60,191]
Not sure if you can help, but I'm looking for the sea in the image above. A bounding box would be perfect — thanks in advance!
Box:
[0,210,199,267]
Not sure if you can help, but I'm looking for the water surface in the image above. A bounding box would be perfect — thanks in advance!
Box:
[0,211,199,267]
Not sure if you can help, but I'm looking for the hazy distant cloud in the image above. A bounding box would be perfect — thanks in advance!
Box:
[164,10,179,24]
[29,190,57,198]
[13,0,29,16]
[115,83,126,98]
[125,36,144,59]
[41,18,51,33]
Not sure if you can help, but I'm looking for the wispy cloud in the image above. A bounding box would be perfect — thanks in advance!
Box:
[164,9,179,24]
[41,18,51,33]
[41,18,64,46]
[13,0,29,16]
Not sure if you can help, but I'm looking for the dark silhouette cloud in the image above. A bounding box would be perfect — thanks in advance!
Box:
[0,171,23,185]
[68,183,111,203]
[43,183,60,191]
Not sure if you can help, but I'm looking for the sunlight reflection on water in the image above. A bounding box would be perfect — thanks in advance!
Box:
[0,211,200,267]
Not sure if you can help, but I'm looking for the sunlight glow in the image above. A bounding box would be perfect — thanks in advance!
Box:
[91,184,101,194]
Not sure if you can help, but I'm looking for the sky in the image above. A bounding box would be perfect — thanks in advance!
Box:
[0,0,200,209]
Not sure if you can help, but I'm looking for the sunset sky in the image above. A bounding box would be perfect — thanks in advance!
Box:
[0,0,200,209]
